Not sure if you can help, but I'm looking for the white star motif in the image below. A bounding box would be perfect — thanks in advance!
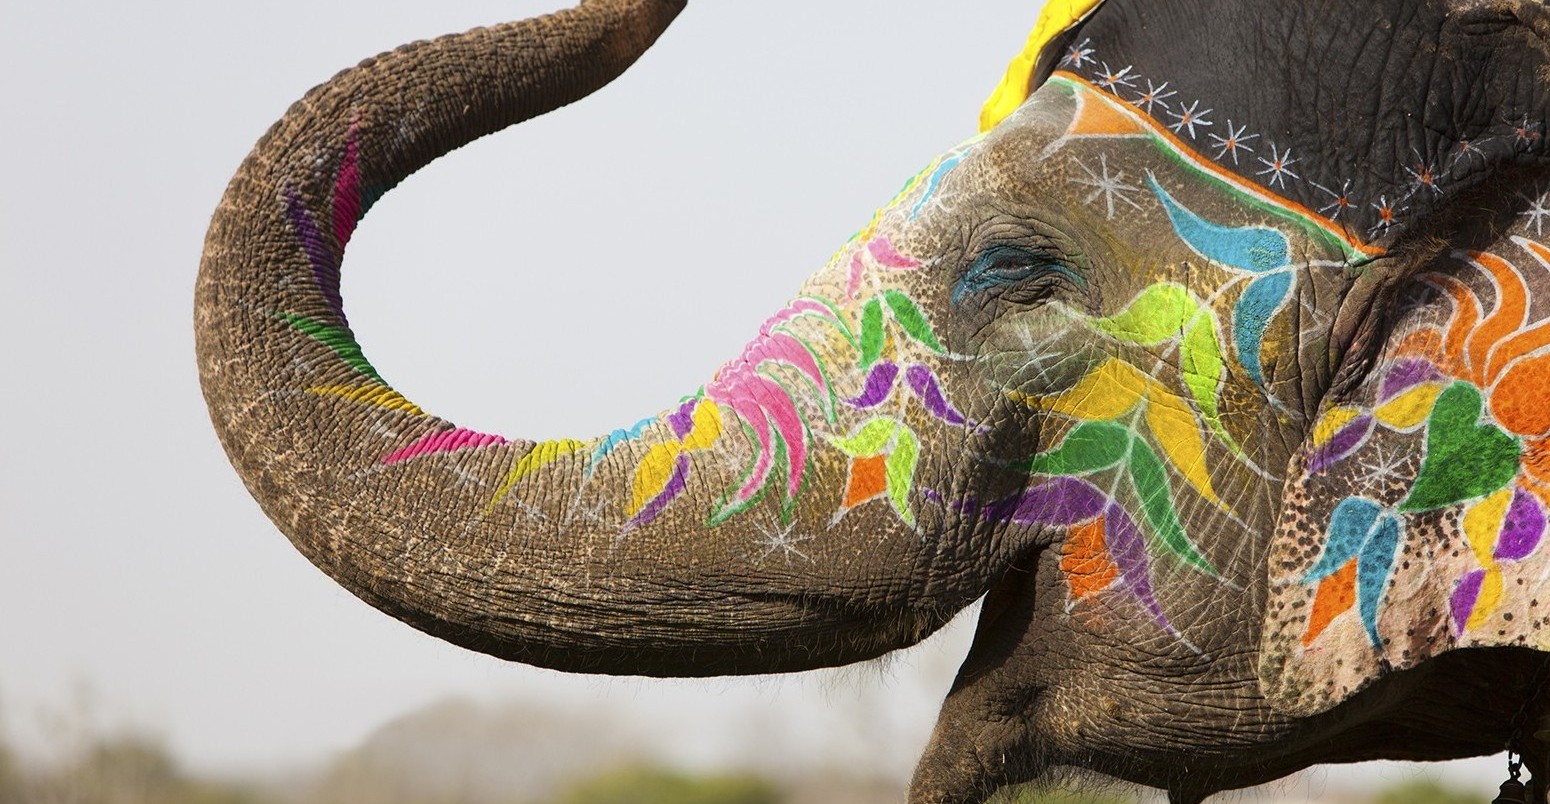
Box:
[563,490,615,524]
[1368,195,1407,237]
[368,422,401,440]
[1070,154,1145,220]
[1130,79,1177,114]
[1521,189,1550,237]
[1255,143,1300,188]
[1207,120,1258,164]
[447,463,488,489]
[1515,115,1543,148]
[1310,179,1355,220]
[1166,100,1213,139]
[1095,62,1138,91]
[1355,442,1413,495]
[1403,157,1443,196]
[504,496,551,523]
[752,521,815,565]
[1060,38,1095,69]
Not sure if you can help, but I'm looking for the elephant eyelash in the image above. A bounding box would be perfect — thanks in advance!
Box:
[952,244,1084,306]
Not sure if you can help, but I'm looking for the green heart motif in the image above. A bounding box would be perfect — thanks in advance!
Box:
[1399,382,1522,513]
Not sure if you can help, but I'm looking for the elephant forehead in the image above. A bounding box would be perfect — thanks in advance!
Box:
[980,79,1371,267]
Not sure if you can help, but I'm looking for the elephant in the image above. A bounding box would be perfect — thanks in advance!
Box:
[195,0,1550,801]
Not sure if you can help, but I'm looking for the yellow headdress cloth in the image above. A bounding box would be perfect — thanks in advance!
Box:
[980,0,1108,132]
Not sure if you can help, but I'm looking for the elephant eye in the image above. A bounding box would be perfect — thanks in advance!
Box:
[953,244,1081,306]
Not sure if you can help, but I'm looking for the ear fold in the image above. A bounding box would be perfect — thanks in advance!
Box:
[1258,1,1550,717]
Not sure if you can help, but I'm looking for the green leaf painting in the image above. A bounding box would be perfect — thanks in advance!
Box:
[882,290,946,353]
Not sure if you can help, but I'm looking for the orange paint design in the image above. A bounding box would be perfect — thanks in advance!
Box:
[1051,73,1379,259]
[1303,559,1357,647]
[1393,328,1444,360]
[1523,437,1550,491]
[1516,442,1550,523]
[1427,274,1481,378]
[1066,92,1149,138]
[843,455,889,508]
[1491,353,1550,436]
[1061,517,1118,600]
[1413,241,1550,439]
[1469,251,1528,374]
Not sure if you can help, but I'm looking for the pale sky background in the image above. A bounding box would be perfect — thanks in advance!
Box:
[0,0,1510,798]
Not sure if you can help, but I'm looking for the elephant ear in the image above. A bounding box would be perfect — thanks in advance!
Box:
[980,0,1109,132]
[1260,225,1550,716]
[1255,0,1550,718]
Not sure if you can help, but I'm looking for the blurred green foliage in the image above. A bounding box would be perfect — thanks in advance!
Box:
[987,784,1139,803]
[0,714,1496,804]
[555,766,780,804]
[1371,779,1477,804]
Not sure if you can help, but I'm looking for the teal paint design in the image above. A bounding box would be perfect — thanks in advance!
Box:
[1147,174,1291,272]
[1304,497,1383,582]
[909,152,967,220]
[1356,512,1402,647]
[1303,496,1403,647]
[1232,271,1294,384]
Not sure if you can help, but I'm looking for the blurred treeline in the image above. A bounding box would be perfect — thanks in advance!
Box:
[0,702,1483,804]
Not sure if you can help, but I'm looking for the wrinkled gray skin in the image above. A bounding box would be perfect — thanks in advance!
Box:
[196,1,1550,802]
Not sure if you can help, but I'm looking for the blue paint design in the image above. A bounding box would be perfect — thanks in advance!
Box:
[1147,174,1291,272]
[909,152,967,220]
[1304,496,1403,648]
[1233,271,1294,384]
[952,245,1085,306]
[1304,496,1383,582]
[588,417,656,475]
[1356,512,1401,647]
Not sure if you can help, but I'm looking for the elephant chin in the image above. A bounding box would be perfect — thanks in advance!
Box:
[196,0,1027,678]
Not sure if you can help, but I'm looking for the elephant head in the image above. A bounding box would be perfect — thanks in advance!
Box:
[196,0,1550,801]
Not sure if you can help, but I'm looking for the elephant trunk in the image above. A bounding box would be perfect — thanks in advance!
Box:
[197,0,1005,676]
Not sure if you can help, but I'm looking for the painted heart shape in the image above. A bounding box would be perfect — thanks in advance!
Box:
[1400,382,1522,513]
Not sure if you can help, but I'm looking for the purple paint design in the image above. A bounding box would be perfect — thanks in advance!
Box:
[867,236,922,270]
[966,483,1175,635]
[848,362,899,408]
[624,453,691,533]
[382,427,508,464]
[1496,487,1546,561]
[666,398,697,440]
[332,125,362,248]
[1379,359,1443,402]
[1307,415,1375,473]
[905,364,972,427]
[285,188,348,324]
[952,494,1021,523]
[1105,503,1172,631]
[1010,477,1107,526]
[980,494,1022,523]
[847,252,867,300]
[1450,568,1486,635]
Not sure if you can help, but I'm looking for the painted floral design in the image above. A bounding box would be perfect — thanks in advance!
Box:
[1298,238,1550,645]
